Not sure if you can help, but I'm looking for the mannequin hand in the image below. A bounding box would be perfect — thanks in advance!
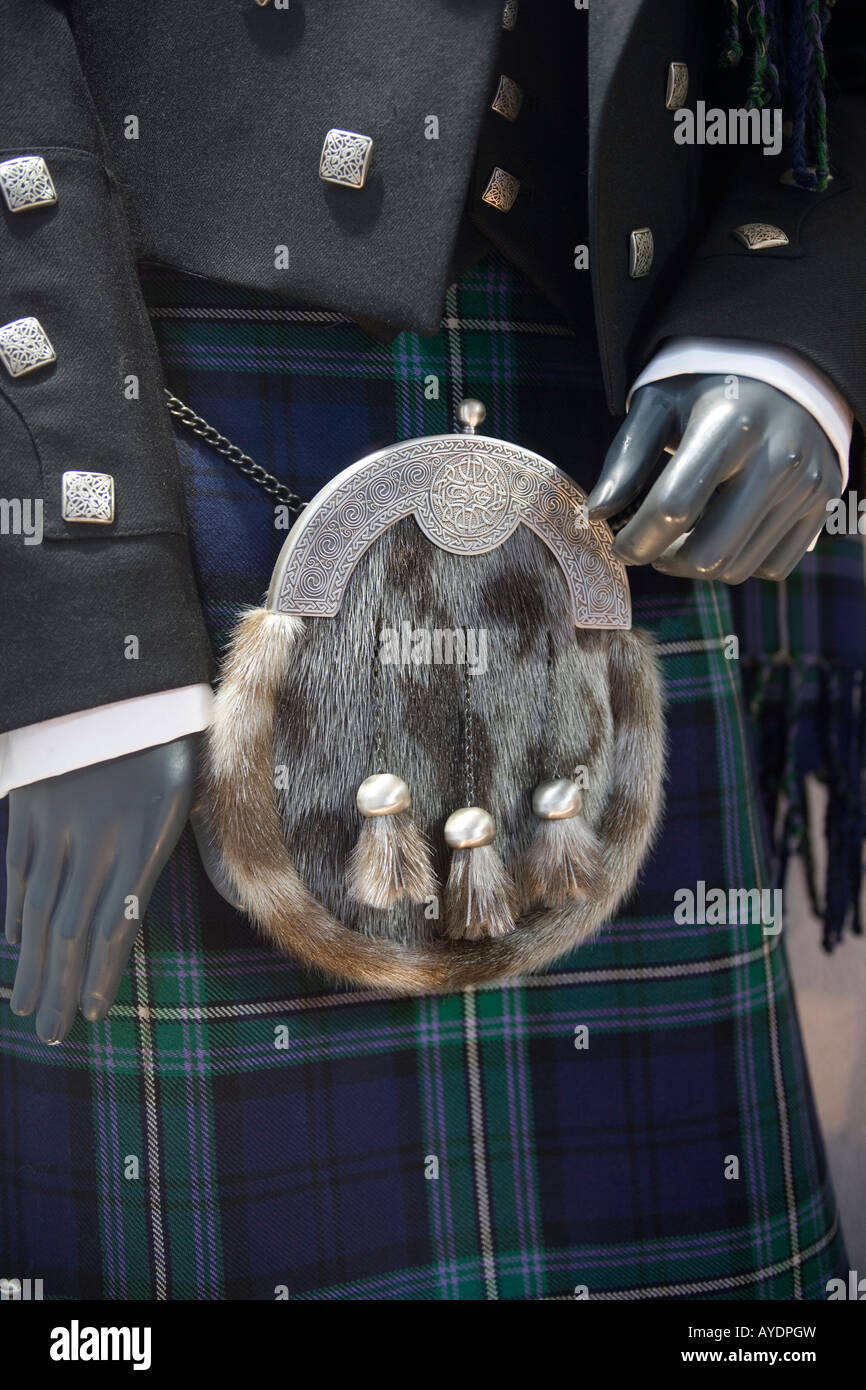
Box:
[4,735,198,1044]
[586,375,840,583]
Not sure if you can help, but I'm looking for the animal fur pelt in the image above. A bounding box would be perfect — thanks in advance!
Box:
[444,843,516,941]
[206,519,665,992]
[348,811,437,908]
[519,813,606,910]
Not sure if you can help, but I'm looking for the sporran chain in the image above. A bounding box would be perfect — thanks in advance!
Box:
[164,388,307,514]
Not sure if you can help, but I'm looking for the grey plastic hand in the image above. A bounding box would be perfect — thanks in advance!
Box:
[586,375,840,583]
[190,793,245,912]
[4,735,198,1044]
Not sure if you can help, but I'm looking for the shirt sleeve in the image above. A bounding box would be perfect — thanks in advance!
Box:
[0,684,214,798]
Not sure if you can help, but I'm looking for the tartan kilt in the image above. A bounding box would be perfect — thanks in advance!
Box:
[0,253,849,1300]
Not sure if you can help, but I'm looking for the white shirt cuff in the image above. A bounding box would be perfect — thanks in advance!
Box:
[628,336,853,490]
[0,684,214,798]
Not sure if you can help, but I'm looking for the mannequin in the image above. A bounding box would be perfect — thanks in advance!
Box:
[590,376,841,581]
[1,0,858,1307]
[4,372,841,1043]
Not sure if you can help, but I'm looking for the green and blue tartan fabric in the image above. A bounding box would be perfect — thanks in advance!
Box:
[731,538,866,950]
[0,254,849,1300]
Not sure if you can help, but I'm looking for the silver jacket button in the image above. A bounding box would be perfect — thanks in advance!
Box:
[0,317,56,377]
[61,472,116,524]
[629,227,654,278]
[491,75,524,122]
[0,156,57,212]
[732,222,790,249]
[665,62,689,111]
[319,129,374,189]
[482,167,521,212]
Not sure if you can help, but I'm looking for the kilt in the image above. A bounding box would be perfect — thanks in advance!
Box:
[0,252,849,1300]
[732,543,866,952]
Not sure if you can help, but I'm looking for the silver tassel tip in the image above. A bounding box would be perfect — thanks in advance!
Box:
[456,399,487,435]
[444,805,495,849]
[531,777,583,820]
[356,772,411,817]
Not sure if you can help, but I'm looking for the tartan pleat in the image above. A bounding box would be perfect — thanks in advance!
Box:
[0,252,847,1299]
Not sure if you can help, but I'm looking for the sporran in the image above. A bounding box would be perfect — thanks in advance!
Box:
[200,401,666,991]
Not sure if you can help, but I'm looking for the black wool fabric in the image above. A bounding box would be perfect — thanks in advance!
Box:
[3,0,866,733]
[67,0,503,335]
[1,0,212,730]
[468,1,590,332]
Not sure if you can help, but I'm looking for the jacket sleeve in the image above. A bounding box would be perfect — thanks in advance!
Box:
[638,7,866,435]
[0,0,213,735]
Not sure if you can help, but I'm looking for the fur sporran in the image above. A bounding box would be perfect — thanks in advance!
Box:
[204,417,665,992]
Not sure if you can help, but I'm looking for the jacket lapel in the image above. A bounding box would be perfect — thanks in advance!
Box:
[588,0,646,409]
[587,0,645,142]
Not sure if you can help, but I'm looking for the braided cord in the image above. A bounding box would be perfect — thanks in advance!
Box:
[806,0,830,188]
[720,0,744,66]
[719,0,836,189]
[789,0,815,186]
[745,0,782,107]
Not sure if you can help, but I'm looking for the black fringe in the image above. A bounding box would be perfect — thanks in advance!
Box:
[742,656,866,950]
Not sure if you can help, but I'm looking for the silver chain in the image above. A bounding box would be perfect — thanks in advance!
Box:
[164,388,306,514]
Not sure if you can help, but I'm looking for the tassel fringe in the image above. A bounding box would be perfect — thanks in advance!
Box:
[718,0,837,190]
[520,815,606,909]
[743,654,865,950]
[444,845,516,940]
[348,811,437,909]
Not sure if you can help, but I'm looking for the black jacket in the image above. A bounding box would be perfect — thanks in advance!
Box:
[1,0,865,732]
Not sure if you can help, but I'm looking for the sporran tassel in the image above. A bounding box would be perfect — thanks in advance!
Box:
[521,778,605,909]
[443,806,516,940]
[348,773,437,908]
[442,655,516,939]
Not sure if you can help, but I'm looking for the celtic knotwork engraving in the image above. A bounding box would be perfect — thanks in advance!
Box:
[502,0,519,30]
[481,167,520,212]
[268,435,630,629]
[491,75,524,122]
[665,62,689,111]
[732,222,789,250]
[429,454,510,537]
[0,156,57,212]
[319,129,374,188]
[0,317,55,378]
[61,470,115,524]
[629,228,654,278]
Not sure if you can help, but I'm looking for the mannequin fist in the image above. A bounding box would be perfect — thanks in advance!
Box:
[586,375,840,583]
[4,735,198,1044]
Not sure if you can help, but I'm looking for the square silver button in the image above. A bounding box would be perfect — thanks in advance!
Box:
[0,317,56,377]
[665,62,689,111]
[319,129,374,189]
[732,222,789,249]
[0,156,57,212]
[628,227,654,278]
[62,471,115,524]
[491,75,524,122]
[482,167,521,212]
